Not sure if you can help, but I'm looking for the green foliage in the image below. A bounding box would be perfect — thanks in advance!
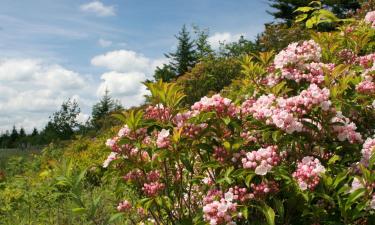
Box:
[268,0,360,25]
[165,25,198,76]
[177,56,242,105]
[91,89,123,130]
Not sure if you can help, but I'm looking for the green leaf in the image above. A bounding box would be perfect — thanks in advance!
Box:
[294,6,313,13]
[295,14,308,22]
[108,213,124,223]
[71,207,86,214]
[345,188,366,211]
[258,202,275,225]
[223,141,231,151]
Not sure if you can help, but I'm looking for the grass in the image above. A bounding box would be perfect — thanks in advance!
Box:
[0,148,41,170]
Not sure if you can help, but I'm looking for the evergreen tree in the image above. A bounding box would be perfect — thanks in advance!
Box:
[91,89,122,129]
[19,127,26,138]
[153,64,176,82]
[31,128,38,136]
[9,125,19,148]
[193,26,213,59]
[166,25,197,76]
[268,0,360,25]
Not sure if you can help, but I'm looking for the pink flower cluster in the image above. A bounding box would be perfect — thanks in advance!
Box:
[358,53,375,69]
[145,104,172,122]
[123,169,143,182]
[242,83,331,134]
[338,49,357,64]
[331,112,363,143]
[174,111,207,138]
[156,129,170,148]
[249,181,279,199]
[117,200,132,212]
[118,125,131,138]
[360,137,375,167]
[202,190,237,225]
[277,84,331,114]
[192,94,238,117]
[356,80,375,94]
[274,40,321,69]
[280,62,334,84]
[142,182,165,197]
[241,145,281,175]
[213,146,230,163]
[365,11,375,28]
[293,156,326,191]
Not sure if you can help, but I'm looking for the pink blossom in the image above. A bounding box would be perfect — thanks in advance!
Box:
[123,169,143,182]
[156,129,170,148]
[293,156,325,191]
[241,145,281,175]
[331,112,363,143]
[360,137,375,166]
[142,182,165,197]
[202,190,237,225]
[365,11,375,28]
[356,80,375,94]
[118,125,131,137]
[274,40,321,69]
[249,181,279,199]
[192,94,238,117]
[145,104,172,122]
[213,146,230,163]
[117,200,132,212]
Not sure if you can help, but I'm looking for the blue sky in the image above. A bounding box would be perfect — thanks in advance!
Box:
[0,0,273,132]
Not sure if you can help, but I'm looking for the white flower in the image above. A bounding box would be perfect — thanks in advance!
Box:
[299,181,308,191]
[103,152,117,168]
[349,177,364,193]
[255,164,269,175]
[224,192,234,202]
[158,129,170,138]
[217,203,228,213]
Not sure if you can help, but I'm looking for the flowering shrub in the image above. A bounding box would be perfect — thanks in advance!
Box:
[103,13,375,225]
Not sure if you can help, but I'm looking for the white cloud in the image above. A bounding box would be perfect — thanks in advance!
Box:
[97,71,148,108]
[0,58,95,132]
[98,38,112,47]
[92,50,166,108]
[80,1,115,17]
[91,50,151,73]
[208,32,243,49]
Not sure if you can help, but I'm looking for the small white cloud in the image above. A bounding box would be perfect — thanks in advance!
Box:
[80,1,115,17]
[208,32,243,49]
[77,113,91,124]
[98,38,112,47]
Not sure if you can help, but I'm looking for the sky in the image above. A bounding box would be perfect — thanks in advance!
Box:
[0,0,273,133]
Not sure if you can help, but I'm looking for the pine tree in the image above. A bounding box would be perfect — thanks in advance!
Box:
[193,26,213,59]
[31,128,38,136]
[19,127,26,138]
[268,0,360,25]
[166,25,197,76]
[10,125,19,147]
[91,89,122,129]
